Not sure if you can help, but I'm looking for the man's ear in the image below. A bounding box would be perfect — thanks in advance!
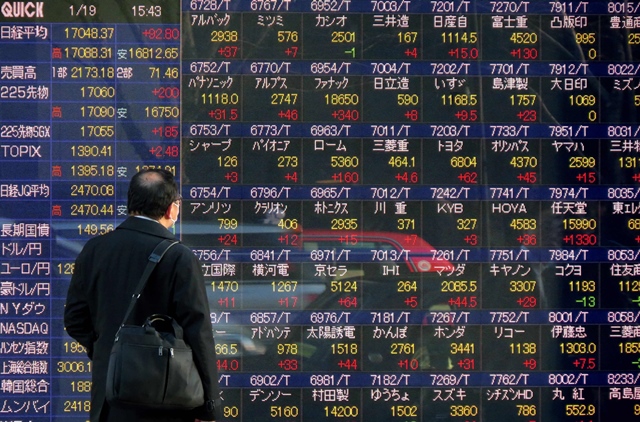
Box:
[157,205,175,229]
[163,204,173,219]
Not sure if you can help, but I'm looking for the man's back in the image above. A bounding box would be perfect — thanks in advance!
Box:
[65,217,218,422]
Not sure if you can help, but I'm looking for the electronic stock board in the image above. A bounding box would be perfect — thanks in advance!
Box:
[2,0,640,420]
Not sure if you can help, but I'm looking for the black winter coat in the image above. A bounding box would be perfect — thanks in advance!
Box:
[64,217,219,422]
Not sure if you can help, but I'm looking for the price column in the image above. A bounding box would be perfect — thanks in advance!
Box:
[50,15,118,418]
[536,4,605,421]
[181,2,245,419]
[358,6,426,420]
[415,6,484,421]
[478,6,544,422]
[597,3,640,420]
[297,6,366,420]
[50,2,181,420]
[599,13,640,422]
[244,7,305,420]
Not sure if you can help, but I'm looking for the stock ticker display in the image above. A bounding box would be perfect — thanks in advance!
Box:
[4,0,640,420]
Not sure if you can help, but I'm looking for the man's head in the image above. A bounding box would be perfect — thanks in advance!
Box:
[128,169,181,227]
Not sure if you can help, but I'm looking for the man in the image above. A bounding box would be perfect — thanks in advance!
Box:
[64,169,219,422]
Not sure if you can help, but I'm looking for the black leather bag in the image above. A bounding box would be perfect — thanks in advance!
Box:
[105,240,204,410]
[106,314,204,410]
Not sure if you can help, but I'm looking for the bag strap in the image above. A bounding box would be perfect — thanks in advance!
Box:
[115,239,179,339]
[146,314,185,339]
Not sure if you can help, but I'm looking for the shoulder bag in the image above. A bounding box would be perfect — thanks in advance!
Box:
[105,239,205,410]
